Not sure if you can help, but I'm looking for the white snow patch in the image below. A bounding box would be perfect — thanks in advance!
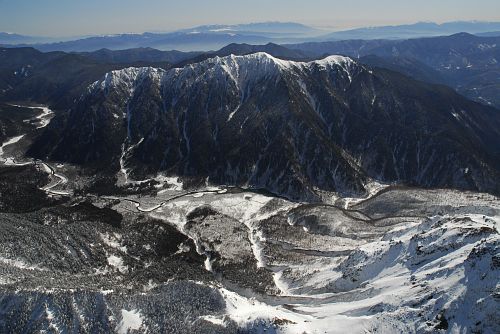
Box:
[342,180,388,209]
[101,233,127,252]
[116,309,143,334]
[0,135,24,164]
[0,256,45,271]
[107,255,128,273]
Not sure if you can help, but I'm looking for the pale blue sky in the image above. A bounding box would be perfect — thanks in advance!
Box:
[1,0,499,37]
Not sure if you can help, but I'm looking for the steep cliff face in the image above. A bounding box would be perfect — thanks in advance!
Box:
[32,53,500,199]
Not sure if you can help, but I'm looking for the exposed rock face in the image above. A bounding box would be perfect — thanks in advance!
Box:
[32,53,500,199]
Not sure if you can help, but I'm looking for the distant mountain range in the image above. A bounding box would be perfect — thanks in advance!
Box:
[178,22,321,36]
[78,48,201,64]
[3,21,500,52]
[0,32,59,45]
[28,32,287,53]
[321,21,500,40]
[0,22,322,52]
[476,31,500,37]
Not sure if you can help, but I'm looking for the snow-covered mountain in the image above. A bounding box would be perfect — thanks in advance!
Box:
[180,22,320,36]
[0,69,499,334]
[32,53,500,200]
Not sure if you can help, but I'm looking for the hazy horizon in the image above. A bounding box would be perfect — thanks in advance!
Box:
[1,0,500,37]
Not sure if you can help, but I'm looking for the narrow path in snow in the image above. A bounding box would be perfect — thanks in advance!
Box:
[38,160,70,195]
[102,188,229,213]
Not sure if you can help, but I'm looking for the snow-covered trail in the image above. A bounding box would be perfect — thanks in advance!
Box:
[39,161,70,195]
[102,188,225,213]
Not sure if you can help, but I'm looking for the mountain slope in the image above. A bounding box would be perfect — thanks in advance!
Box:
[31,53,500,200]
[0,44,307,111]
[0,47,174,110]
[287,33,500,108]
[359,55,447,85]
[175,43,311,67]
[79,47,202,64]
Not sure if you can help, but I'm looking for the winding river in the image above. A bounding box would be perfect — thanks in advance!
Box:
[0,105,69,196]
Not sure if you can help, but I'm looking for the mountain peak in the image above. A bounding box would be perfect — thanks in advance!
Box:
[316,54,355,67]
[92,66,164,93]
